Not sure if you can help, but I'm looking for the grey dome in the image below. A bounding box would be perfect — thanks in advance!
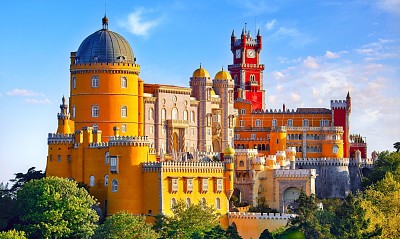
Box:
[76,20,135,64]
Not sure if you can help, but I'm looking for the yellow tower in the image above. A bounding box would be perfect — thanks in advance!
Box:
[270,126,287,155]
[69,16,143,140]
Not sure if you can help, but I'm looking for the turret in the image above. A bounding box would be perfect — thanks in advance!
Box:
[231,30,236,52]
[223,145,235,199]
[257,29,262,50]
[346,91,351,114]
[286,147,296,169]
[276,151,286,169]
[241,28,246,47]
[56,96,72,134]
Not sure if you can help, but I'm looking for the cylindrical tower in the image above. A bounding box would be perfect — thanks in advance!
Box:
[69,17,143,140]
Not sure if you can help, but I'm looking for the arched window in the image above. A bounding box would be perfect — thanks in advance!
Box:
[112,180,118,192]
[333,145,339,154]
[171,198,176,209]
[121,76,127,88]
[121,124,126,132]
[250,74,256,82]
[161,108,166,120]
[190,111,195,122]
[215,197,221,210]
[89,176,95,187]
[105,152,109,164]
[149,108,154,120]
[183,110,188,121]
[104,175,109,186]
[239,160,244,167]
[121,106,127,117]
[255,119,261,127]
[272,119,277,127]
[72,77,76,89]
[172,108,178,120]
[91,105,99,117]
[91,76,99,88]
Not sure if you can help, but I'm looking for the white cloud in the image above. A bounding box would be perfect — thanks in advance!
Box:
[269,27,315,48]
[266,19,276,31]
[303,56,319,69]
[272,71,285,80]
[6,88,40,97]
[325,51,340,59]
[375,0,400,15]
[119,9,163,36]
[25,98,51,104]
[290,92,301,102]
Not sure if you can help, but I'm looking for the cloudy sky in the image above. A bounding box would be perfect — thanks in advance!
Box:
[0,0,399,183]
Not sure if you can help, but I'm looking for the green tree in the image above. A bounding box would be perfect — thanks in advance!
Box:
[15,176,99,238]
[9,167,45,196]
[93,212,158,239]
[0,183,16,231]
[225,224,242,239]
[154,200,220,239]
[362,151,400,189]
[0,229,27,239]
[288,191,331,239]
[394,142,400,152]
[331,193,378,239]
[259,228,274,239]
[362,173,399,238]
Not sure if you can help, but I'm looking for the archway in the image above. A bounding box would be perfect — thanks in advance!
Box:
[283,187,301,211]
[172,132,179,152]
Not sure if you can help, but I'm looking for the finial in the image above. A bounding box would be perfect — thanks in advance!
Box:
[221,66,224,71]
[231,29,235,37]
[62,95,65,105]
[102,15,109,30]
[347,91,350,98]
[199,63,202,69]
[257,29,261,37]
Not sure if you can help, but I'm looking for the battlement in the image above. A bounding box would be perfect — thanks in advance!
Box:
[234,149,258,156]
[108,136,150,147]
[296,157,350,166]
[89,142,109,148]
[286,126,343,133]
[274,169,316,178]
[330,100,347,109]
[228,212,295,220]
[251,108,331,114]
[142,161,224,173]
[48,133,74,145]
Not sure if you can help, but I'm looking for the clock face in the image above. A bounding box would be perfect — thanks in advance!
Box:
[247,49,256,58]
[235,49,241,58]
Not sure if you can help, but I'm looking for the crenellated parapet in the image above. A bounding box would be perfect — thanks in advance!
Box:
[48,133,74,145]
[142,161,224,173]
[108,136,150,147]
[330,100,347,109]
[228,212,295,220]
[89,142,109,148]
[296,157,350,166]
[274,169,316,178]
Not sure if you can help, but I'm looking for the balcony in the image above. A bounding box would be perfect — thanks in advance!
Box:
[166,120,189,128]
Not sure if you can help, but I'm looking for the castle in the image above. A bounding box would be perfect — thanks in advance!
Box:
[46,16,373,238]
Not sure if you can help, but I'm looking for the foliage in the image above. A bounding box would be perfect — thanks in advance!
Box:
[9,167,45,197]
[259,228,274,239]
[330,193,378,239]
[361,173,399,238]
[0,229,27,239]
[394,142,400,152]
[287,191,332,239]
[249,197,278,213]
[273,227,305,239]
[225,224,242,239]
[362,151,400,189]
[93,212,158,239]
[154,200,220,239]
[15,176,99,238]
[0,183,16,231]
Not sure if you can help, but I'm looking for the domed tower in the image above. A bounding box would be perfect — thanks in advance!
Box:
[69,16,143,139]
[213,68,236,151]
[190,64,213,152]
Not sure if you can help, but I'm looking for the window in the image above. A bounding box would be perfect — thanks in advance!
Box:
[186,178,193,192]
[320,120,329,127]
[112,180,118,192]
[216,197,221,210]
[89,176,95,187]
[121,76,127,88]
[303,119,309,127]
[239,120,244,127]
[216,178,223,192]
[104,175,109,186]
[250,74,256,82]
[272,119,277,127]
[58,155,61,162]
[72,77,76,89]
[255,119,261,127]
[183,110,188,121]
[190,111,195,122]
[92,106,99,117]
[149,108,154,120]
[105,152,109,164]
[93,124,98,131]
[240,109,246,114]
[229,90,233,103]
[171,178,178,192]
[191,128,194,136]
[239,160,244,167]
[121,124,126,132]
[92,76,99,88]
[202,178,208,191]
[161,108,166,120]
[251,134,256,140]
[149,126,154,134]
[171,198,176,209]
[121,106,127,117]
[333,145,339,154]
[172,108,178,120]
[235,134,240,140]
[72,106,76,118]
[287,119,293,126]
[110,156,118,173]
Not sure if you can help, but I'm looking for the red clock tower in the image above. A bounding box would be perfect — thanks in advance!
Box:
[228,28,265,110]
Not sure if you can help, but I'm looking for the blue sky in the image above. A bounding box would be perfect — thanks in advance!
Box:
[0,0,399,183]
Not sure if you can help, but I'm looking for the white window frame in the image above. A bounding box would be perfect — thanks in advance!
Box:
[255,119,261,127]
[72,76,76,89]
[239,120,244,127]
[190,111,195,122]
[92,105,99,118]
[216,197,221,210]
[104,175,108,186]
[121,106,127,118]
[172,108,178,120]
[112,180,118,192]
[89,176,95,187]
[287,119,293,126]
[121,76,127,88]
[183,110,188,121]
[272,119,277,127]
[121,124,126,132]
[149,108,154,120]
[72,106,76,118]
[91,76,99,88]
[303,119,309,127]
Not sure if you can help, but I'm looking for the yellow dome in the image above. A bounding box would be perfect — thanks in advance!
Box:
[211,89,216,96]
[193,64,210,78]
[224,145,235,156]
[214,67,232,80]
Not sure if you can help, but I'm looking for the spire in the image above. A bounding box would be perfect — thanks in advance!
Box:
[231,29,235,38]
[346,91,350,99]
[257,29,261,37]
[199,63,202,69]
[241,28,245,36]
